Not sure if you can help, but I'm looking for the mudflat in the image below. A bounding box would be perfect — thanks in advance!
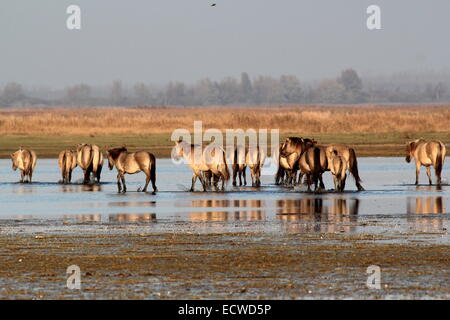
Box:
[0,230,448,299]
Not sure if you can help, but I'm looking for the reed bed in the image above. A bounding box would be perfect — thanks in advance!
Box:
[0,105,449,136]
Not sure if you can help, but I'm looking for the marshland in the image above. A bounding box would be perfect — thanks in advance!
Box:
[1,105,450,158]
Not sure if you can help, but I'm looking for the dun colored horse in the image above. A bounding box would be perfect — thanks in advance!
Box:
[277,137,316,185]
[245,145,265,187]
[232,145,247,186]
[76,144,103,184]
[173,140,230,191]
[325,145,364,191]
[298,146,328,191]
[328,150,348,192]
[106,147,158,193]
[11,147,37,183]
[405,139,446,185]
[58,150,77,184]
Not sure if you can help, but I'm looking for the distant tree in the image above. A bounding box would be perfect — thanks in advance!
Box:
[338,69,362,92]
[280,75,302,103]
[240,72,252,103]
[110,80,126,106]
[192,78,220,105]
[165,81,187,106]
[133,82,152,105]
[252,76,284,105]
[434,82,447,101]
[338,69,365,103]
[64,84,92,106]
[218,77,240,105]
[1,82,25,106]
[315,80,346,104]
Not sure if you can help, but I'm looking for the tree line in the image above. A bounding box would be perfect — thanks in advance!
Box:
[1,69,450,107]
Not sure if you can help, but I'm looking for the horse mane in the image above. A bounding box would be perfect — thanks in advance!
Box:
[108,147,127,160]
[288,137,303,143]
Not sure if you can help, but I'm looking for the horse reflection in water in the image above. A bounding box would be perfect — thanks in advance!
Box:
[189,199,265,222]
[59,184,102,192]
[276,198,359,233]
[109,213,156,223]
[407,194,446,232]
[64,213,156,223]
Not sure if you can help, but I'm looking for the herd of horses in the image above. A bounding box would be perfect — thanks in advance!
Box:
[7,138,447,193]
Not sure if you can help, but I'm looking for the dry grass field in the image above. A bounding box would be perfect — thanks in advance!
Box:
[0,104,449,157]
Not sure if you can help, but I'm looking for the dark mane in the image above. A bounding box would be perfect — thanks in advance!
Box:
[108,147,127,160]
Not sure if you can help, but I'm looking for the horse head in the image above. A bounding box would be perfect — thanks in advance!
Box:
[11,152,18,171]
[173,139,186,161]
[405,141,415,163]
[280,137,294,157]
[106,147,126,170]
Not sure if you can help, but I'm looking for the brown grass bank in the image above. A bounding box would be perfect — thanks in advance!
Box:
[0,105,449,157]
[1,104,450,135]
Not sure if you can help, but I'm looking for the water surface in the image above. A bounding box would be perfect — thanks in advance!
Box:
[0,158,449,241]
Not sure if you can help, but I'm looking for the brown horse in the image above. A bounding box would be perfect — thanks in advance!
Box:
[406,139,446,185]
[298,146,328,191]
[328,150,348,192]
[278,137,316,185]
[173,140,230,191]
[325,145,364,191]
[76,144,103,184]
[106,147,157,193]
[245,145,265,187]
[58,150,77,184]
[232,145,247,186]
[11,147,37,183]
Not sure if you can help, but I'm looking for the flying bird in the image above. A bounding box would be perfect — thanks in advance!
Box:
[211,3,216,6]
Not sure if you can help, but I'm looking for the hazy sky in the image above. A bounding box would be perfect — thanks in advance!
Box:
[0,0,449,87]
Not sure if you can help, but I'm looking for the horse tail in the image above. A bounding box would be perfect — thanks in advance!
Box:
[312,147,321,185]
[435,142,446,179]
[275,162,284,184]
[349,148,364,191]
[91,146,100,174]
[61,152,67,178]
[233,146,238,169]
[221,150,230,181]
[149,153,157,188]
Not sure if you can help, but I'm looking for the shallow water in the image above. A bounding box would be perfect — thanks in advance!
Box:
[0,158,449,241]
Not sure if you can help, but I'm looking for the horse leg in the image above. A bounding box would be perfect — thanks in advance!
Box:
[96,164,102,183]
[251,168,256,186]
[190,173,198,192]
[435,166,442,185]
[243,167,247,186]
[221,173,226,191]
[232,166,237,186]
[198,173,207,192]
[415,162,421,185]
[426,166,432,185]
[306,174,312,192]
[333,175,338,191]
[238,170,242,186]
[319,173,325,190]
[69,170,72,184]
[120,173,127,193]
[142,172,150,193]
[83,169,90,185]
[20,171,24,183]
[116,173,122,193]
